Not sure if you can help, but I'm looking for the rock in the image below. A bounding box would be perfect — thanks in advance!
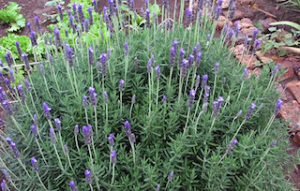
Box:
[286,80,300,104]
[294,67,300,80]
[222,0,230,9]
[256,51,272,64]
[240,0,254,4]
[240,18,254,28]
[277,59,300,80]
[275,84,287,101]
[216,16,226,30]
[293,133,300,147]
[260,18,277,32]
[241,26,256,37]
[278,100,300,126]
[224,10,244,21]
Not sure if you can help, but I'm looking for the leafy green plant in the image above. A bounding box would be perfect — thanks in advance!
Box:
[0,0,294,191]
[0,2,26,32]
[276,0,300,12]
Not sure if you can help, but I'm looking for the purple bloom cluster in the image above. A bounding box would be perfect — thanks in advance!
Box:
[49,128,56,144]
[132,94,136,104]
[168,171,174,181]
[83,95,88,108]
[43,102,52,120]
[82,125,93,145]
[66,45,74,67]
[9,141,20,158]
[85,169,92,184]
[162,95,167,103]
[17,85,26,103]
[155,65,160,80]
[274,99,283,115]
[201,74,208,89]
[188,89,196,108]
[70,180,78,191]
[4,52,13,67]
[226,139,238,154]
[181,59,188,77]
[2,100,13,115]
[30,125,38,138]
[245,102,256,119]
[89,87,97,107]
[74,125,79,135]
[204,86,211,103]
[212,97,224,117]
[195,75,201,89]
[103,91,108,104]
[124,121,131,136]
[30,157,38,172]
[110,150,117,164]
[54,118,61,132]
[100,53,107,75]
[119,79,125,92]
[108,133,114,146]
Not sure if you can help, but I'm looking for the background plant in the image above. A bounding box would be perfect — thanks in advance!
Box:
[0,0,294,191]
[0,2,26,32]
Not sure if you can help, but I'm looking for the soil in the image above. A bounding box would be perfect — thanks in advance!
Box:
[0,0,300,189]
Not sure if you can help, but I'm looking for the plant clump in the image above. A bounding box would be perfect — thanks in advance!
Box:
[0,0,294,190]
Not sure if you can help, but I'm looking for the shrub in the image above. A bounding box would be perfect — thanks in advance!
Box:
[0,0,294,190]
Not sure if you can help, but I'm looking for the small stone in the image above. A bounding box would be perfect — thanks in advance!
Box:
[240,18,254,29]
[240,0,254,3]
[293,133,300,147]
[286,80,300,104]
[277,59,300,80]
[256,51,272,64]
[278,100,300,126]
[222,0,230,9]
[241,26,256,37]
[275,85,287,101]
[260,18,277,32]
[216,16,226,30]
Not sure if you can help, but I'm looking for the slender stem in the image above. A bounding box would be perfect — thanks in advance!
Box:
[91,65,94,87]
[231,118,247,142]
[148,73,152,119]
[156,79,160,106]
[43,76,52,99]
[17,158,31,178]
[194,111,203,138]
[36,172,48,190]
[85,108,89,124]
[50,64,60,92]
[178,71,183,104]
[72,67,79,96]
[263,115,275,137]
[89,184,94,191]
[53,144,64,172]
[129,102,134,119]
[35,138,48,165]
[111,163,115,187]
[105,103,108,125]
[28,73,38,100]
[124,56,129,83]
[120,92,123,115]
[237,81,245,101]
[184,108,191,135]
[94,107,98,137]
[130,142,136,164]
[75,134,80,154]
[192,89,203,122]
[29,92,38,115]
[11,116,26,139]
[167,67,174,97]
[212,74,218,101]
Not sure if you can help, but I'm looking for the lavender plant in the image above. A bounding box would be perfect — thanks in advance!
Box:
[0,0,293,190]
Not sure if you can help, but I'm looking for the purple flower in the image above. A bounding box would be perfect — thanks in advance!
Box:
[1,169,10,181]
[129,133,136,143]
[212,97,224,117]
[10,141,20,158]
[172,39,178,50]
[88,47,94,66]
[9,69,15,84]
[43,102,52,120]
[27,22,32,32]
[207,34,211,42]
[162,95,167,103]
[89,87,97,107]
[108,0,114,14]
[155,65,160,80]
[119,79,125,92]
[5,137,12,145]
[0,60,3,68]
[100,53,107,75]
[188,89,196,108]
[204,86,211,103]
[234,21,240,37]
[201,75,208,89]
[103,91,108,104]
[54,118,61,132]
[48,54,53,66]
[65,29,69,37]
[92,0,98,12]
[156,184,161,191]
[124,42,129,56]
[217,0,223,6]
[188,55,194,69]
[226,139,238,154]
[272,65,280,76]
[65,45,74,67]
[30,157,38,172]
[245,102,256,119]
[88,7,94,25]
[24,78,31,91]
[147,59,152,73]
[84,19,89,32]
[250,28,259,48]
[4,52,12,67]
[49,128,56,144]
[124,121,131,136]
[2,100,13,115]
[58,4,63,21]
[30,125,38,138]
[63,144,69,155]
[70,180,78,191]
[108,133,114,146]
[274,99,283,115]
[34,16,41,31]
[17,85,26,103]
[244,36,249,48]
[146,9,150,27]
[170,47,176,67]
[269,140,277,148]
[195,75,201,88]
[130,0,135,11]
[145,0,149,9]
[132,94,136,104]
[33,114,38,125]
[40,64,45,76]
[74,125,79,135]
[185,8,192,27]
[1,180,6,191]
[54,28,61,46]
[82,125,93,145]
[228,2,236,20]
[195,52,202,68]
[85,169,92,184]
[252,40,261,54]
[83,95,88,108]
[168,171,174,181]
[181,59,188,78]
[30,31,37,46]
[215,6,221,20]
[179,48,185,64]
[214,62,220,74]
[15,41,22,59]
[110,150,117,164]
[198,10,203,26]
[78,4,84,23]
[69,15,75,31]
[243,68,248,81]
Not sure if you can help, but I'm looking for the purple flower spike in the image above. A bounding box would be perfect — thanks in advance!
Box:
[43,102,52,120]
[195,75,201,88]
[169,47,176,67]
[54,118,61,132]
[272,65,280,76]
[27,22,32,32]
[108,0,114,14]
[85,169,92,184]
[30,157,38,172]
[70,180,78,191]
[132,94,136,104]
[156,184,160,191]
[2,100,13,115]
[108,133,114,146]
[24,78,31,91]
[40,64,45,76]
[110,150,117,164]
[1,170,10,181]
[155,65,160,80]
[168,171,174,181]
[162,95,167,103]
[17,85,26,103]
[5,137,12,145]
[195,52,202,68]
[65,29,69,37]
[58,4,63,21]
[179,48,185,64]
[84,19,89,32]
[82,125,93,145]
[124,42,129,56]
[78,4,84,23]
[207,34,211,42]
[226,139,238,154]
[252,40,261,54]
[22,53,30,71]
[215,6,221,20]
[74,125,79,135]
[124,121,131,136]
[189,89,196,108]
[92,0,98,12]
[269,140,277,148]
[145,0,149,9]
[100,53,107,75]
[212,97,224,117]
[83,95,88,108]
[181,59,188,78]
[147,59,152,73]
[119,79,125,92]
[274,99,283,115]
[30,125,38,138]
[63,144,69,155]
[245,102,256,119]
[35,16,41,31]
[1,180,6,191]
[185,8,192,27]
[89,87,97,107]
[69,16,75,32]
[30,31,37,46]
[49,128,56,144]
[218,0,223,7]
[214,62,220,74]
[146,9,150,27]
[15,41,22,59]
[88,7,94,25]
[10,141,20,158]
[103,91,108,104]
[54,28,61,46]
[9,69,15,84]
[188,55,194,69]
[204,86,211,103]
[250,28,259,48]
[88,47,94,66]
[65,45,73,67]
[33,114,38,125]
[172,39,178,50]
[4,52,12,67]
[129,133,136,143]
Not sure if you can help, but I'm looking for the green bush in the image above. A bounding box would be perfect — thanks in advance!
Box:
[0,2,26,32]
[0,0,294,191]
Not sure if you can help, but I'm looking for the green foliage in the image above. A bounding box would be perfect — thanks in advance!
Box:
[0,2,294,191]
[0,2,26,32]
[70,0,93,5]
